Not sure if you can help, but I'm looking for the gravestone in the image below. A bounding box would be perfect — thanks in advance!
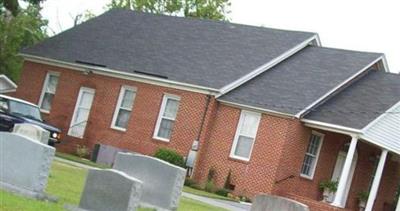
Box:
[95,144,125,166]
[78,169,143,211]
[113,152,186,211]
[13,123,50,144]
[0,132,55,199]
[251,194,310,211]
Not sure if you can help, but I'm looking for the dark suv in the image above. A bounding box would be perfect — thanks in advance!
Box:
[0,94,61,145]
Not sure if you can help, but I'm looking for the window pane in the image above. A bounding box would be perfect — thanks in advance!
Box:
[157,119,174,139]
[115,109,131,128]
[46,75,59,94]
[301,154,315,176]
[121,90,135,109]
[307,135,321,155]
[234,136,253,158]
[40,93,54,111]
[79,92,94,109]
[163,98,179,119]
[239,113,260,137]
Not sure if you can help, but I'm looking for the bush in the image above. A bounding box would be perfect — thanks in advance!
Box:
[76,145,90,158]
[154,148,185,167]
[215,188,231,197]
[205,180,216,193]
[319,180,338,193]
[207,167,216,182]
[184,178,197,187]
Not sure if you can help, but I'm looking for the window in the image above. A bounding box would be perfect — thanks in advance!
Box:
[111,86,137,131]
[153,94,180,141]
[68,87,95,138]
[39,72,59,112]
[229,110,261,161]
[300,131,324,179]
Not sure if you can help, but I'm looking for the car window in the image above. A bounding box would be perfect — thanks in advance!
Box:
[0,97,8,112]
[8,100,42,121]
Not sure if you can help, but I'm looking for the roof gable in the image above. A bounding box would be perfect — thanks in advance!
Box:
[305,71,400,129]
[219,46,382,115]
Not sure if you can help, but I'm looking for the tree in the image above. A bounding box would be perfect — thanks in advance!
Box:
[107,0,231,21]
[0,3,48,81]
[1,0,43,16]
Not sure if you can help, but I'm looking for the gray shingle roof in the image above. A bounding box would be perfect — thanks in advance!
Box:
[21,9,315,90]
[220,46,382,115]
[305,70,400,129]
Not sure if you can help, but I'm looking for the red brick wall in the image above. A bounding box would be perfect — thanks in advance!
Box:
[193,104,293,196]
[15,61,211,158]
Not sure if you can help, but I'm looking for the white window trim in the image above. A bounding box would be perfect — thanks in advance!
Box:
[300,130,325,180]
[110,86,137,131]
[229,110,261,162]
[153,94,181,142]
[67,87,95,139]
[38,72,60,113]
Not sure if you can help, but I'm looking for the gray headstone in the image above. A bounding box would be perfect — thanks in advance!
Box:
[251,194,310,211]
[96,144,124,166]
[113,152,186,211]
[0,132,55,199]
[79,169,143,211]
[12,123,50,144]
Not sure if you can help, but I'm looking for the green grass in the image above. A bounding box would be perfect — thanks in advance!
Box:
[0,161,227,211]
[55,152,110,169]
[183,186,238,202]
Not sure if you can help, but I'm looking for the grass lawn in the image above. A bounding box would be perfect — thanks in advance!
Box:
[55,152,110,169]
[0,161,227,211]
[183,186,238,202]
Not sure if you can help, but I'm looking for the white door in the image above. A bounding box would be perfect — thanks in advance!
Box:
[68,87,95,138]
[328,150,358,204]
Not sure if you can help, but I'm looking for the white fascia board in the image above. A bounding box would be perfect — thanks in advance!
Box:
[381,54,390,73]
[218,99,295,119]
[217,34,320,97]
[301,119,362,136]
[0,75,17,89]
[295,56,386,118]
[20,53,220,96]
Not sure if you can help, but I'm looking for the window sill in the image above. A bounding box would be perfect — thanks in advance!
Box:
[152,136,170,143]
[40,109,50,114]
[110,126,127,132]
[299,174,314,181]
[228,156,251,164]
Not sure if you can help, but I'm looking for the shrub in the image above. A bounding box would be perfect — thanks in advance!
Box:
[319,180,338,193]
[205,180,216,193]
[207,167,216,182]
[223,170,232,190]
[357,191,369,202]
[154,148,185,167]
[184,178,197,187]
[76,145,90,158]
[215,188,231,197]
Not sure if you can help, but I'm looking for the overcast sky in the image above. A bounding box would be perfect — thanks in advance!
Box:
[41,0,400,73]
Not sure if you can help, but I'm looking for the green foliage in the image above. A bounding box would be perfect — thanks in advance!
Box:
[357,191,369,202]
[215,188,230,197]
[319,180,338,193]
[223,169,232,190]
[0,4,47,81]
[154,148,185,167]
[204,180,216,193]
[76,144,90,158]
[107,0,231,21]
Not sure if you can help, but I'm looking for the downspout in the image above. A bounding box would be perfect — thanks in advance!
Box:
[186,95,212,177]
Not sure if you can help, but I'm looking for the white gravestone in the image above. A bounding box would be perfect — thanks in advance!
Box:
[113,152,187,211]
[0,132,55,199]
[251,194,310,211]
[13,123,50,144]
[78,169,143,211]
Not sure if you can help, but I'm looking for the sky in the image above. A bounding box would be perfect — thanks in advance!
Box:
[40,0,400,73]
